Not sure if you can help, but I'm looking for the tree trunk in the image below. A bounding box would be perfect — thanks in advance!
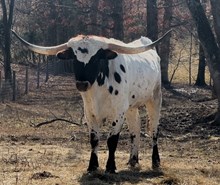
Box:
[159,0,173,86]
[112,0,124,40]
[88,0,100,35]
[46,1,57,45]
[210,0,220,46]
[186,0,220,125]
[147,0,158,41]
[1,0,15,82]
[195,44,207,86]
[3,27,12,82]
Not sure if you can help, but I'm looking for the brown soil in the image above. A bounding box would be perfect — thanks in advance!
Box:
[0,75,219,185]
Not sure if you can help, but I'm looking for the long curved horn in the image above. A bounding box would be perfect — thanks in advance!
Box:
[108,29,172,54]
[11,30,68,55]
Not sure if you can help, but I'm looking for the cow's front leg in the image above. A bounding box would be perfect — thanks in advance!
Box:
[125,108,140,167]
[87,126,100,172]
[106,116,124,173]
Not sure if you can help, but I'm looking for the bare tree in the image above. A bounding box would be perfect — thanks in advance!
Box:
[0,0,15,82]
[159,0,173,86]
[186,0,220,125]
[111,0,124,40]
[88,0,100,34]
[195,44,207,86]
[210,0,220,46]
[147,0,158,41]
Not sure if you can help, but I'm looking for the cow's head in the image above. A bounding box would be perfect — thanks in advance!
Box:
[56,35,118,91]
[12,30,172,92]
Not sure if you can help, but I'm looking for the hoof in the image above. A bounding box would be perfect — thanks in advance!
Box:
[152,162,161,171]
[105,169,117,174]
[127,159,139,168]
[128,163,141,171]
[87,166,98,173]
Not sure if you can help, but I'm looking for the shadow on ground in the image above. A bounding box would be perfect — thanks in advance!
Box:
[79,169,163,185]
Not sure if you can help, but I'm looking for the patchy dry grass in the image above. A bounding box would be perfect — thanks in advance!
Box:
[0,138,219,184]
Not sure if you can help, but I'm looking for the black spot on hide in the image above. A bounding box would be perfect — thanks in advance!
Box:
[109,86,113,94]
[132,95,135,99]
[78,47,88,54]
[115,90,119,95]
[114,72,121,84]
[112,122,116,126]
[120,64,126,73]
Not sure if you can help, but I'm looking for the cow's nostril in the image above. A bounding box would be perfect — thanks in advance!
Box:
[76,81,90,92]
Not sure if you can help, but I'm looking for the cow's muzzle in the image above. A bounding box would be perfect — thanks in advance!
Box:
[76,81,91,92]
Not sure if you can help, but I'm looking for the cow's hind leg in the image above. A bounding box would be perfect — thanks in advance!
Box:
[146,87,162,169]
[126,108,140,167]
[106,115,124,173]
[87,126,100,172]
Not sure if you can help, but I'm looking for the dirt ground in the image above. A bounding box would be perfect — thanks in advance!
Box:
[0,75,219,185]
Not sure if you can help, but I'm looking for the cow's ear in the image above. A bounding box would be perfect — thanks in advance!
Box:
[104,49,118,59]
[57,47,75,60]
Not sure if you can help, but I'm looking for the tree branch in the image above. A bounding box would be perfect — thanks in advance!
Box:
[31,118,81,128]
[8,0,15,26]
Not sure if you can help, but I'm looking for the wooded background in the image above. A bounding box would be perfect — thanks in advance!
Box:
[0,0,210,84]
[1,0,220,124]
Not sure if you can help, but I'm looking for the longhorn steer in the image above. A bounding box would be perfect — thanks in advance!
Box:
[12,30,171,173]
